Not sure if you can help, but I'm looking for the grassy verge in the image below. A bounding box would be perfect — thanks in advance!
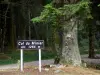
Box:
[0,50,55,65]
[80,48,100,55]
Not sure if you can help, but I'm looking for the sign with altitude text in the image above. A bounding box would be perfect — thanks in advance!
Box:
[17,40,44,49]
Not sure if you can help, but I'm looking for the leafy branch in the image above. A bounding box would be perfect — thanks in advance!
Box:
[32,0,91,25]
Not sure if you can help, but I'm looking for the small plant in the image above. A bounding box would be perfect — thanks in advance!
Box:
[17,60,20,69]
[81,60,87,68]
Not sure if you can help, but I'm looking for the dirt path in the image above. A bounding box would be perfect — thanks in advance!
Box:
[0,56,100,75]
[81,54,100,64]
[0,54,100,70]
[0,59,54,70]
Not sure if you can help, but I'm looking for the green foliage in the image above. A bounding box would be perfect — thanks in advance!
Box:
[63,0,92,19]
[32,0,92,51]
[98,4,100,7]
[32,4,62,25]
[32,0,92,27]
[79,39,89,54]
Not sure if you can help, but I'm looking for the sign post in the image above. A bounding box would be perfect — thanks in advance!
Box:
[20,49,24,72]
[17,40,44,72]
[39,49,41,72]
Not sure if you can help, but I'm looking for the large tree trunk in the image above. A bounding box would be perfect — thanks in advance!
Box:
[61,18,81,66]
[53,0,81,65]
[9,4,16,51]
[88,21,95,58]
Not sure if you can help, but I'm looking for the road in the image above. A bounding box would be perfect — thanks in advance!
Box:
[0,59,54,70]
[0,54,100,70]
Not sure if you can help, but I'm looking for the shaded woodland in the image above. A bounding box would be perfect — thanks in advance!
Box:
[0,0,49,53]
[0,0,100,65]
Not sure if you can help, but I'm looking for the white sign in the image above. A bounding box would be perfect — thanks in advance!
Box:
[17,40,44,72]
[17,40,44,49]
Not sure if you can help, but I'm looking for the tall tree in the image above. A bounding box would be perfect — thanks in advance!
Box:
[52,0,81,65]
[88,19,95,58]
[32,0,90,65]
[88,0,100,58]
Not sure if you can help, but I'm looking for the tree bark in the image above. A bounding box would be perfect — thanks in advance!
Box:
[53,0,81,65]
[10,4,16,51]
[88,0,100,58]
[1,4,9,53]
[61,18,81,66]
[88,20,95,58]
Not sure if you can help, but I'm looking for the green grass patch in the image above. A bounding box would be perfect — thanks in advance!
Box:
[0,50,55,65]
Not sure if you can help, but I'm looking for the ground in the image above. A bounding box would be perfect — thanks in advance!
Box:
[0,55,100,75]
[81,54,100,64]
[0,65,100,75]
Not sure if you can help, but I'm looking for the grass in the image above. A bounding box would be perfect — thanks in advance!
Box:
[80,47,100,55]
[0,50,55,65]
[0,49,100,65]
[0,38,100,66]
[0,65,100,75]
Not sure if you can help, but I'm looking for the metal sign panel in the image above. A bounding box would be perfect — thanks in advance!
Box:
[17,40,44,49]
